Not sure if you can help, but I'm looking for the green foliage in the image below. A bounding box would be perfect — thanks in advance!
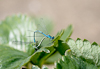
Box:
[45,25,73,63]
[0,14,32,44]
[60,24,73,42]
[55,50,98,69]
[32,65,40,69]
[32,65,48,69]
[67,38,100,67]
[55,40,70,55]
[1,14,100,69]
[30,46,56,67]
[0,14,53,51]
[0,14,65,69]
[0,44,30,69]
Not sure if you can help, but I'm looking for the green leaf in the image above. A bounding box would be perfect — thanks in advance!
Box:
[55,53,98,69]
[44,30,64,64]
[0,14,34,44]
[55,40,70,55]
[0,14,54,52]
[67,38,100,66]
[32,65,40,69]
[60,24,73,42]
[45,52,62,64]
[30,45,56,67]
[0,44,30,69]
[32,65,49,69]
[44,25,72,63]
[27,44,35,56]
[53,30,64,46]
[45,25,72,63]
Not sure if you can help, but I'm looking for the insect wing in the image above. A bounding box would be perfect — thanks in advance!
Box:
[35,18,53,34]
[12,41,33,45]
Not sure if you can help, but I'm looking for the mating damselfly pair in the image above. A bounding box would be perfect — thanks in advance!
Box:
[12,18,54,49]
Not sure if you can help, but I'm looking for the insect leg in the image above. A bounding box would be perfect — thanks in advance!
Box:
[36,37,46,48]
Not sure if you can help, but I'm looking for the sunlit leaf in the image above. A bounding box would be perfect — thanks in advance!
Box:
[0,14,53,52]
[67,38,100,66]
[55,53,98,69]
[60,24,73,42]
[0,44,30,69]
[32,65,40,69]
[53,29,64,46]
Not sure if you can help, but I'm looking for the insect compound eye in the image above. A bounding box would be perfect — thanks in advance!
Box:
[52,36,54,39]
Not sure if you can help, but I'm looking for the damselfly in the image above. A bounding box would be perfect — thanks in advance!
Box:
[28,18,54,48]
[28,30,54,48]
[13,18,54,49]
